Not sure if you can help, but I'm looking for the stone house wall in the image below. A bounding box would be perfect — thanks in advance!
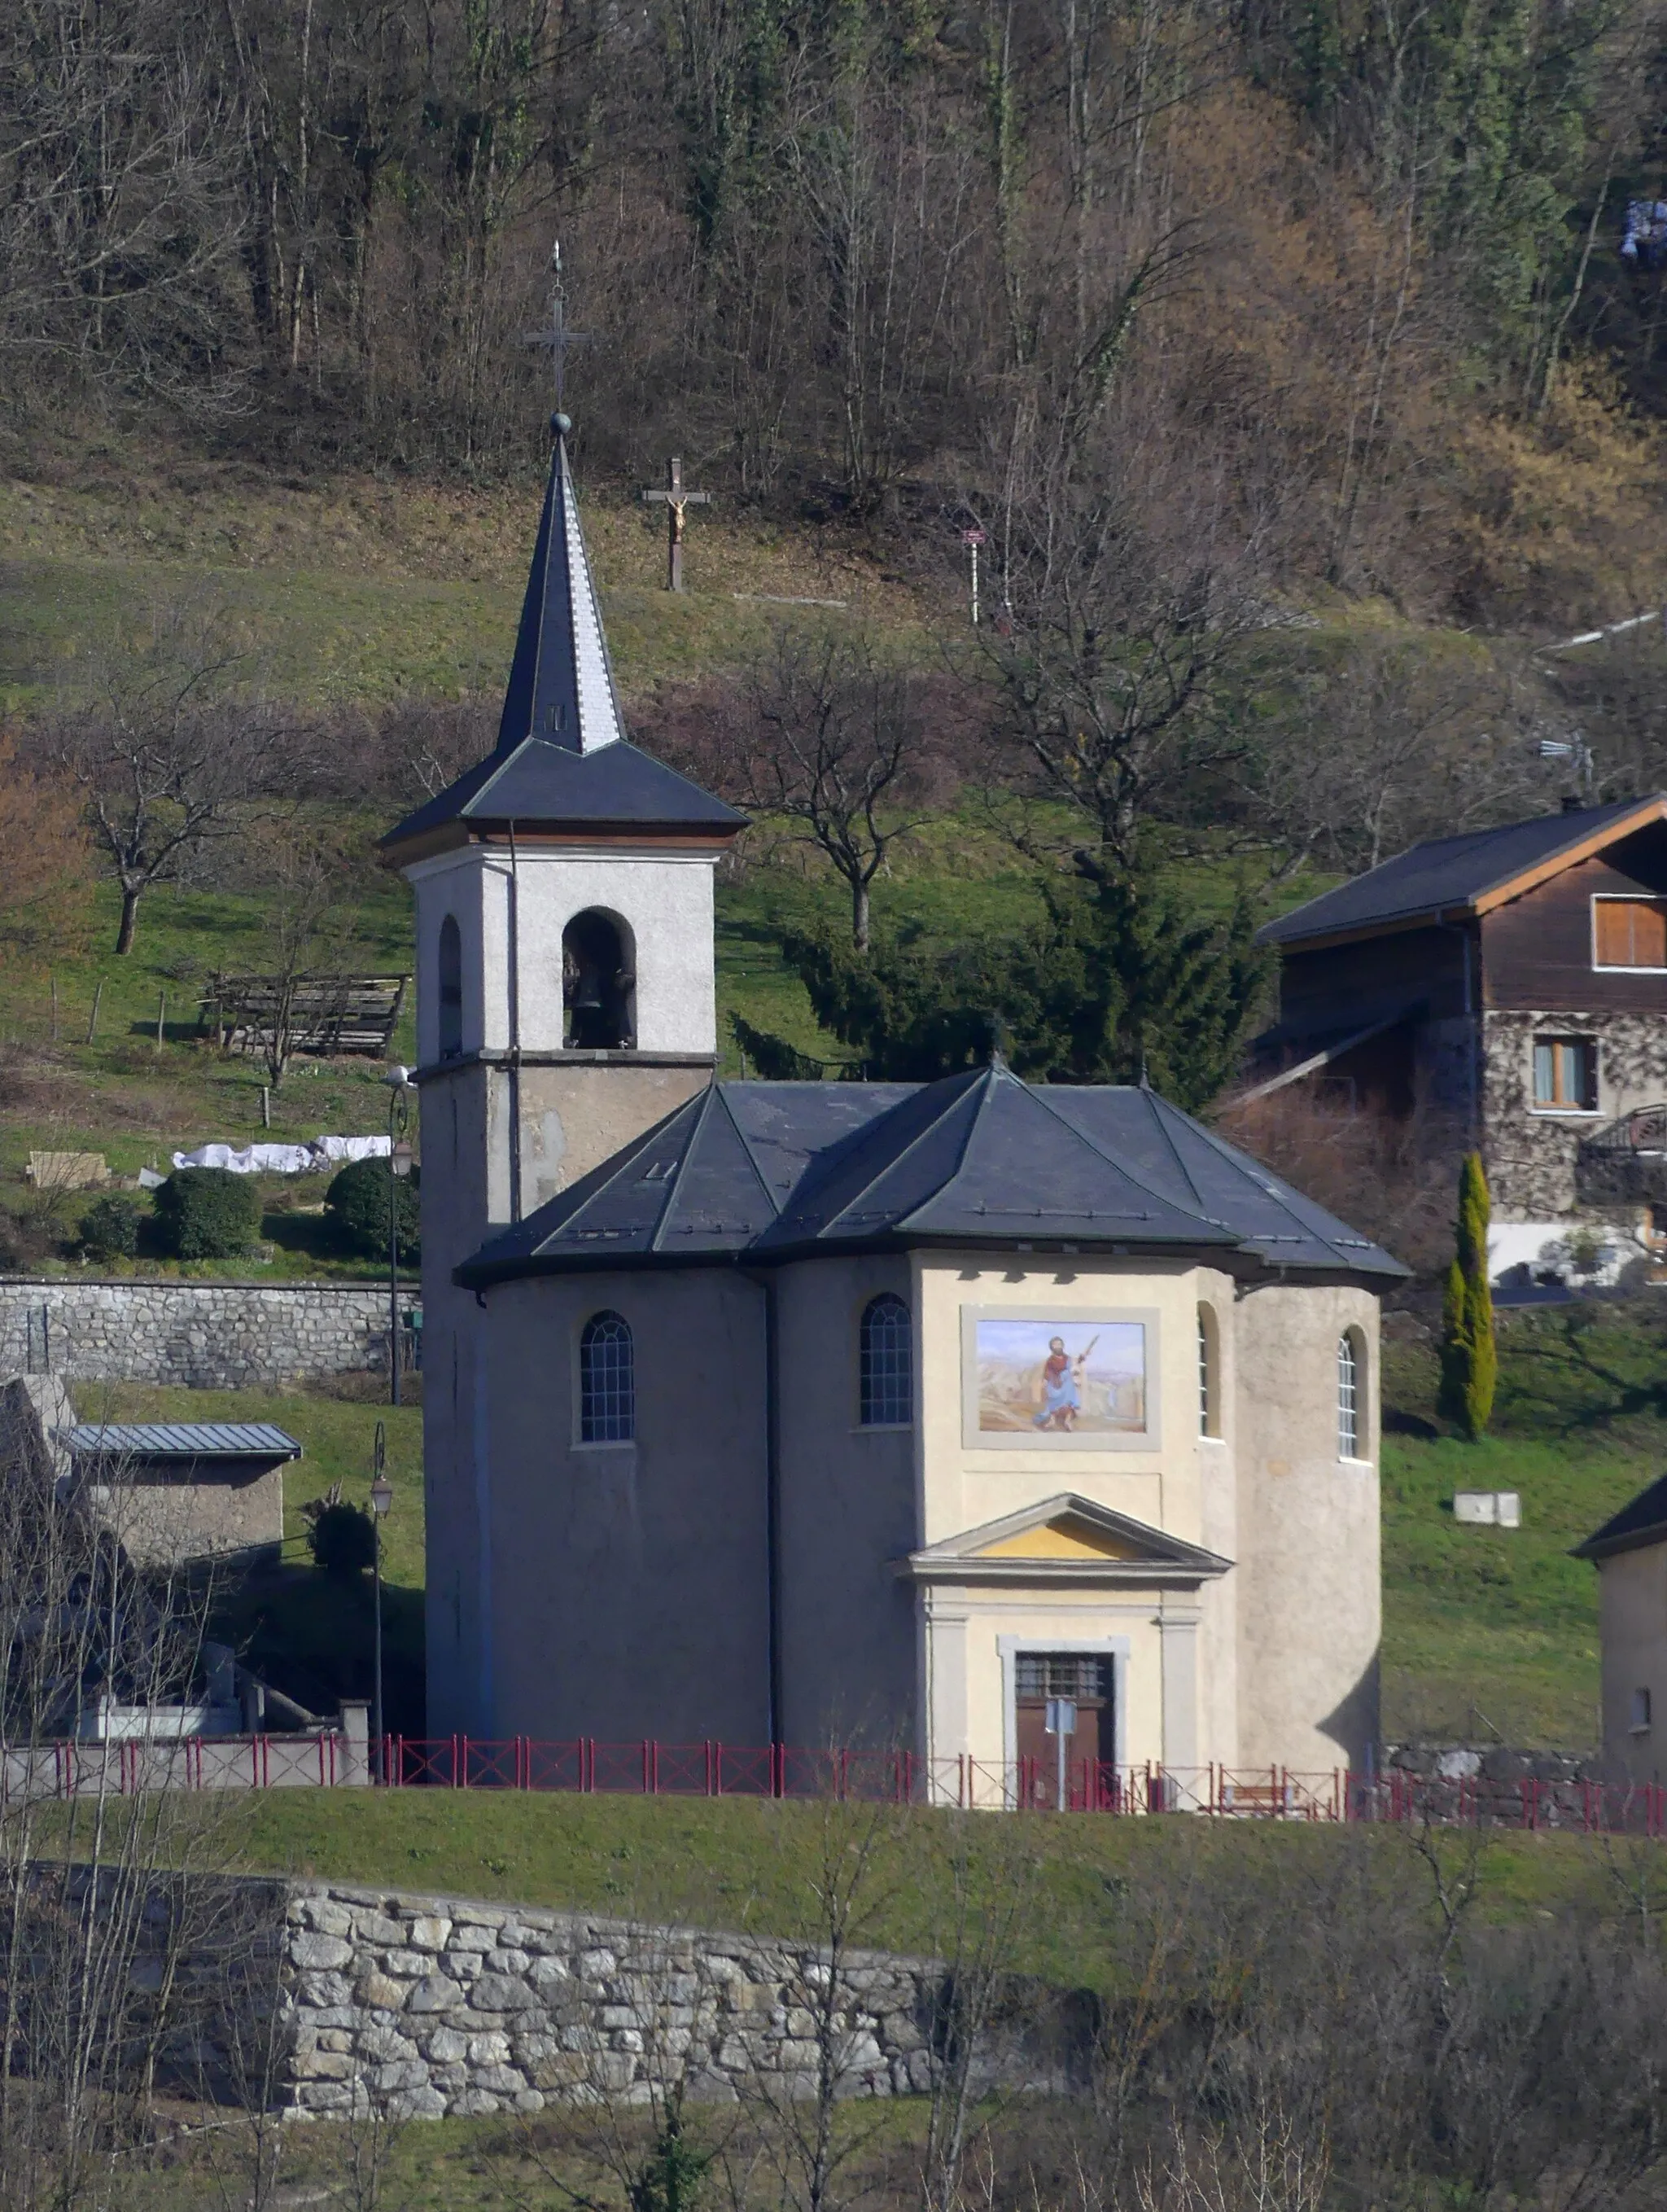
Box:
[0,1280,395,1386]
[1481,1010,1667,1216]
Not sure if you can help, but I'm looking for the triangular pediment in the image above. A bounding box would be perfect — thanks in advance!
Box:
[901,1493,1231,1585]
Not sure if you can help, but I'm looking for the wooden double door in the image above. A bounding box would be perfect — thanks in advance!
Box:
[1014,1651,1115,1807]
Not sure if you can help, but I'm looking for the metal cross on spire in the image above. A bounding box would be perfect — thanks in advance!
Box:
[523,240,593,412]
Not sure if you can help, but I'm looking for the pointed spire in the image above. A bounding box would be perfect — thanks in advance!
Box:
[494,414,627,758]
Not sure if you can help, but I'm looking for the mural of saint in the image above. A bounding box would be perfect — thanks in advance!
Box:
[974,1318,1148,1438]
[1033,1336,1090,1430]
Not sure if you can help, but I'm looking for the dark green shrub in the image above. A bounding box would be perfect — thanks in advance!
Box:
[80,1194,142,1263]
[326,1158,420,1263]
[308,1501,377,1578]
[154,1169,260,1260]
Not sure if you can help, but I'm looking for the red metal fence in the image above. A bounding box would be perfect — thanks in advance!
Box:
[18,1735,1666,1833]
[370,1740,1667,1833]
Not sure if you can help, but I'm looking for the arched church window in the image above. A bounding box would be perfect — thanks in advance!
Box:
[438,914,463,1060]
[563,909,636,1051]
[1197,1305,1220,1438]
[1337,1331,1363,1460]
[580,1312,635,1443]
[860,1294,912,1426]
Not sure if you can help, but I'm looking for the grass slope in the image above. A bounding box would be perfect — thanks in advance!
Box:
[233,1791,1623,1991]
[1381,1301,1667,1748]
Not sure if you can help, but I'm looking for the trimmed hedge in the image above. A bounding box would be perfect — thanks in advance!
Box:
[326,1157,420,1264]
[154,1169,261,1260]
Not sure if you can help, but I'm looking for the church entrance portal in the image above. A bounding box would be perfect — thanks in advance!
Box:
[562,910,635,1050]
[1014,1652,1115,1807]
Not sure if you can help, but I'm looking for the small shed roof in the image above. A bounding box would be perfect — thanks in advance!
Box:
[1258,797,1667,951]
[1572,1473,1667,1562]
[63,1422,303,1461]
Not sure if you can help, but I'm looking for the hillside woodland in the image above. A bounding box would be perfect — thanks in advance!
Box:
[7,0,1667,1214]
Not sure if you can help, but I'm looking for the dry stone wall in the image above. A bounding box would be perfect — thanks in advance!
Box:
[281,1882,948,2120]
[0,1279,392,1386]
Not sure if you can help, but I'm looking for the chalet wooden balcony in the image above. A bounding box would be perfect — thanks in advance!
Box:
[1577,1106,1667,1205]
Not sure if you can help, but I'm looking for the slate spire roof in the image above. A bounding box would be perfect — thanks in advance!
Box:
[456,1061,1406,1286]
[380,418,744,854]
[495,418,627,760]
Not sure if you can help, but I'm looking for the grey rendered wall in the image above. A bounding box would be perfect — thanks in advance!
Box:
[417,1059,711,1740]
[471,1265,770,1745]
[1231,1281,1382,1772]
[772,1257,920,1751]
[1598,1546,1667,1782]
[417,1062,501,1741]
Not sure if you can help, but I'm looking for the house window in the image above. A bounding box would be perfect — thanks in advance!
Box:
[579,1312,634,1443]
[1633,1686,1653,1733]
[1337,1332,1362,1459]
[859,1294,912,1426]
[1594,896,1667,970]
[438,915,463,1059]
[1197,1305,1219,1439]
[1532,1036,1596,1111]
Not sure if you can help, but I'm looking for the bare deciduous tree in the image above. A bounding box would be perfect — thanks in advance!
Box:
[739,630,933,948]
[42,600,296,956]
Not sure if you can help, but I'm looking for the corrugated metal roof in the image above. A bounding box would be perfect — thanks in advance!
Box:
[63,1422,302,1460]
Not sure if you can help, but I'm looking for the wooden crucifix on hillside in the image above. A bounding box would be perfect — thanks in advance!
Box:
[640,457,711,593]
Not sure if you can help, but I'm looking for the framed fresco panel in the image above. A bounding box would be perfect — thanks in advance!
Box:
[960,1307,1162,1452]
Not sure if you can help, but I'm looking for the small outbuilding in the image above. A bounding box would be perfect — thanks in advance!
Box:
[62,1421,302,1570]
[1573,1474,1667,1780]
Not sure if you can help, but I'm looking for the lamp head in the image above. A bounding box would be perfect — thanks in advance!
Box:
[370,1472,393,1519]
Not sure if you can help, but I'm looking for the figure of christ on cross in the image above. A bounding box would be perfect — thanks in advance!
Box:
[640,457,711,593]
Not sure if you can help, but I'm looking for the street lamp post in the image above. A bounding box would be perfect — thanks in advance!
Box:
[383,1067,416,1405]
[370,1421,393,1781]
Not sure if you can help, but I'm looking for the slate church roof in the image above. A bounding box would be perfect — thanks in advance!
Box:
[1258,796,1667,951]
[457,1062,1406,1286]
[380,418,744,853]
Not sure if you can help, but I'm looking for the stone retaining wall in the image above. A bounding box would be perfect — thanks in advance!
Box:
[0,1278,395,1386]
[280,1883,984,2121]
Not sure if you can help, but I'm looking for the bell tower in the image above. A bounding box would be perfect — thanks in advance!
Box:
[380,410,743,1737]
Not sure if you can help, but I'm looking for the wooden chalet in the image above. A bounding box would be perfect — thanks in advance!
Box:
[1251,797,1667,1225]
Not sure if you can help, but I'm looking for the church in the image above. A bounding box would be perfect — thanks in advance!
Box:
[380,412,1406,1794]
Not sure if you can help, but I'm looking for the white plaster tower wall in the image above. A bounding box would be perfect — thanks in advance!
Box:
[407,844,718,1067]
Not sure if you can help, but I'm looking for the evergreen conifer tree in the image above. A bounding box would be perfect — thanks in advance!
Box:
[1437,1151,1496,1439]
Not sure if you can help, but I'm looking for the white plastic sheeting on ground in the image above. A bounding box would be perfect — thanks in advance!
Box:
[168,1136,392,1176]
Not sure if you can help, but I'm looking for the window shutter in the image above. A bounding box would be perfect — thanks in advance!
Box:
[1595,898,1667,967]
[1596,900,1633,965]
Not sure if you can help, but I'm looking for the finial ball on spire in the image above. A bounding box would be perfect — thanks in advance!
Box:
[551,411,572,439]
